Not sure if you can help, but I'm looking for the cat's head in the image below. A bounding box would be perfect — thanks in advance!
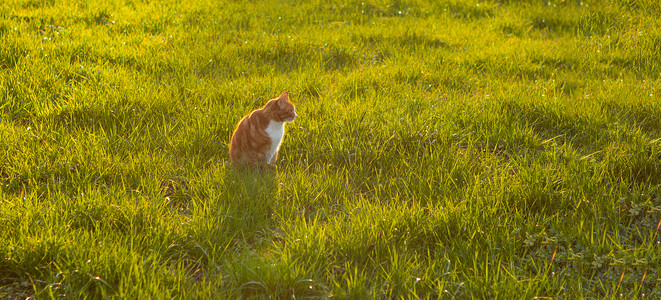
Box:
[265,91,297,123]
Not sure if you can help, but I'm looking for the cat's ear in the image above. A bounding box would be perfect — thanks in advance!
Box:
[277,91,289,101]
[277,91,289,108]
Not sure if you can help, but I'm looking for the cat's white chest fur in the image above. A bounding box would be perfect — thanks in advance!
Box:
[265,120,285,164]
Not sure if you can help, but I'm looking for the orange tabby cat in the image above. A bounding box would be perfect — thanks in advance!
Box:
[229,91,297,167]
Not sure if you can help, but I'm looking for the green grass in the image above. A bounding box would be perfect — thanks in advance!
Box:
[1,0,660,298]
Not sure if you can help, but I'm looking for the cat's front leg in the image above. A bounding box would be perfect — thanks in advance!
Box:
[270,151,278,165]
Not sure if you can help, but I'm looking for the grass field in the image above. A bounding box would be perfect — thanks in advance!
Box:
[1,0,660,298]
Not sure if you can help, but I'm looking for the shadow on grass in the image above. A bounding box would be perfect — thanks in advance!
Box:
[183,164,280,251]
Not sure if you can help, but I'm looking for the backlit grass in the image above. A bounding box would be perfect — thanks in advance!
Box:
[1,0,660,298]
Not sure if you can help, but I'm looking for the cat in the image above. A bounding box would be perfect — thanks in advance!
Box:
[229,91,297,167]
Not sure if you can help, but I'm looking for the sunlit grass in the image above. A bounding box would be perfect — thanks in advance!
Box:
[1,0,660,298]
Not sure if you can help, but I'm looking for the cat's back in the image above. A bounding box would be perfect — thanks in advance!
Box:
[229,109,270,163]
[235,109,268,139]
